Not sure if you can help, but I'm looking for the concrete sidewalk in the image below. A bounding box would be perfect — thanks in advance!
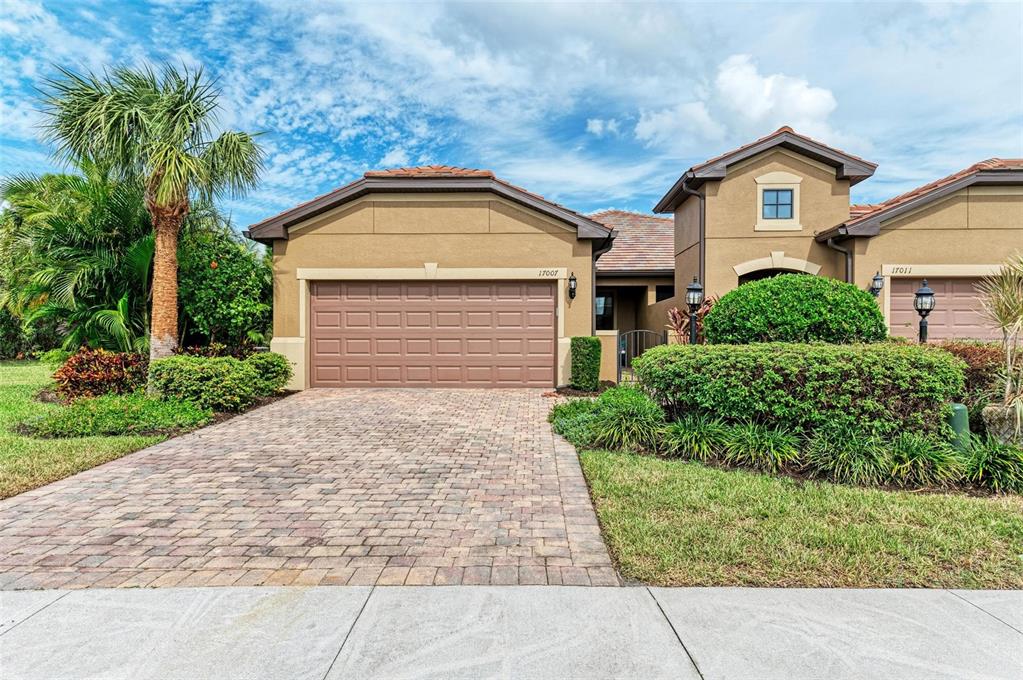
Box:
[1,586,1020,680]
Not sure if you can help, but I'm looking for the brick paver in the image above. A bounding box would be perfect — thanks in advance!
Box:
[0,389,616,588]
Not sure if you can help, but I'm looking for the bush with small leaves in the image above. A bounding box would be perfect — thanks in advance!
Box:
[245,352,293,396]
[722,422,801,472]
[570,336,602,392]
[660,415,729,461]
[549,399,600,448]
[149,355,260,412]
[23,392,211,437]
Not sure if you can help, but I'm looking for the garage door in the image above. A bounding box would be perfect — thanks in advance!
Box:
[309,281,556,387]
[889,277,1000,341]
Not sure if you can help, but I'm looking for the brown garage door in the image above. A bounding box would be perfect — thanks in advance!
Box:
[889,277,1000,341]
[310,281,556,387]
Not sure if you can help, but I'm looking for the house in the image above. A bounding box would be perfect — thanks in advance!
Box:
[247,129,1022,391]
[653,127,1023,343]
[245,166,613,389]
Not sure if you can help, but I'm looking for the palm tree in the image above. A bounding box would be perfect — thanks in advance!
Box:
[40,64,264,359]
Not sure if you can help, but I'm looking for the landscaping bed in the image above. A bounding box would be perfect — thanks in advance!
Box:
[0,352,293,499]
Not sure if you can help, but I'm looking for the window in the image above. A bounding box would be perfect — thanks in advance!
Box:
[595,293,614,330]
[655,285,674,302]
[762,189,793,219]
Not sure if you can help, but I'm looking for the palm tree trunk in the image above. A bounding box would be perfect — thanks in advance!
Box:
[149,212,182,360]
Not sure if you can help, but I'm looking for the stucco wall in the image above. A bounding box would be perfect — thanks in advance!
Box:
[269,192,597,388]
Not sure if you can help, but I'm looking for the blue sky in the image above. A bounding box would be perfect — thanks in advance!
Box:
[2,1,1021,230]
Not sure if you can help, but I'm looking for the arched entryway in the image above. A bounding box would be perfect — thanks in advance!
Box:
[737,268,811,285]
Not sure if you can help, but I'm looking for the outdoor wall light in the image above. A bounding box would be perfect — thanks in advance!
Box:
[685,276,704,345]
[913,279,936,343]
[870,271,884,298]
[568,272,577,299]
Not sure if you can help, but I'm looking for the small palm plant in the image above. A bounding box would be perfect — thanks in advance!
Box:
[977,254,1023,441]
[40,64,264,360]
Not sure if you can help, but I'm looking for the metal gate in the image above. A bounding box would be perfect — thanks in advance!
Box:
[617,330,668,383]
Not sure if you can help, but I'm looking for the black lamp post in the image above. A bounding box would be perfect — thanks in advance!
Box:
[568,273,577,300]
[685,276,704,345]
[870,271,884,298]
[913,279,936,343]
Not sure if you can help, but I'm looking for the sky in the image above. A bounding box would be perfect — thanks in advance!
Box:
[1,0,1021,230]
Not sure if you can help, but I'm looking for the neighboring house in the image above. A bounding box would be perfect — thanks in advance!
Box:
[245,166,613,389]
[654,127,1023,342]
[248,129,1022,390]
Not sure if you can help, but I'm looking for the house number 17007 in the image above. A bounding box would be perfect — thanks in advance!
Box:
[538,269,560,277]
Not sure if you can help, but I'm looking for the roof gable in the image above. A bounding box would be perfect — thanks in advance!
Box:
[654,126,877,213]
[245,166,612,242]
[815,158,1023,241]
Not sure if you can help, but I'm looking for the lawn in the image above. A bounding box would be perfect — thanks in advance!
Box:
[581,450,1023,588]
[0,361,162,499]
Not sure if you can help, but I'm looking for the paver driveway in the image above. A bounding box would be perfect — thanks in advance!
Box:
[0,389,615,589]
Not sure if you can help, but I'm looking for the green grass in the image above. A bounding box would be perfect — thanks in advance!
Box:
[0,361,163,499]
[581,450,1023,588]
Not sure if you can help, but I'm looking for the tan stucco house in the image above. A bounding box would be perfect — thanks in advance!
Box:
[248,128,1022,390]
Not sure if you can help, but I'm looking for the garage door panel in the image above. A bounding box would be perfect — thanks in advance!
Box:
[310,280,555,387]
[890,277,999,341]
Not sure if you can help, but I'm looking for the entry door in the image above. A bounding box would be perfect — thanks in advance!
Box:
[309,281,556,387]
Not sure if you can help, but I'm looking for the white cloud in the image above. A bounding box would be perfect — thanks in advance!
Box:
[586,118,621,137]
[380,147,410,167]
[635,101,726,149]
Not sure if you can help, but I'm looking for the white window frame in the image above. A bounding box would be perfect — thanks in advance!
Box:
[755,171,802,231]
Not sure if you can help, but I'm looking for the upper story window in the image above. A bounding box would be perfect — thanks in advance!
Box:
[762,189,793,219]
[754,171,802,231]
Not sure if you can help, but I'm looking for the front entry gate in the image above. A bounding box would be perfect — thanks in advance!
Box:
[618,330,668,383]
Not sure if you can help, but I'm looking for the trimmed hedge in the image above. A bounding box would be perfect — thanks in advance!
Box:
[703,274,887,344]
[632,343,966,436]
[245,352,293,395]
[570,336,601,391]
[53,348,148,400]
[149,356,261,412]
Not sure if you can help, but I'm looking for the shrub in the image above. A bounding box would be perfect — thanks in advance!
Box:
[660,415,728,461]
[885,433,964,488]
[550,399,599,447]
[23,392,212,438]
[245,352,293,395]
[177,342,254,359]
[570,336,601,392]
[804,424,891,486]
[149,355,260,412]
[703,274,887,344]
[589,387,665,452]
[721,422,800,472]
[962,435,1023,493]
[633,343,966,436]
[939,341,1004,434]
[36,348,72,368]
[52,348,148,400]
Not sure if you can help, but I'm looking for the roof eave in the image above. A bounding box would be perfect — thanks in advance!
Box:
[816,168,1023,242]
[245,177,612,242]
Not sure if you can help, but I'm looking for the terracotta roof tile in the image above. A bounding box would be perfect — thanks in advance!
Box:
[363,165,495,178]
[846,158,1023,225]
[591,210,674,273]
[692,126,876,173]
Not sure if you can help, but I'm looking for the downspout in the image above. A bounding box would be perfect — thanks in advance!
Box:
[591,232,615,335]
[825,231,853,283]
[679,180,706,284]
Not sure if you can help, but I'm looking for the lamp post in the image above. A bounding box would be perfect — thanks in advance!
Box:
[685,276,704,345]
[914,279,936,343]
[568,272,577,300]
[870,271,884,298]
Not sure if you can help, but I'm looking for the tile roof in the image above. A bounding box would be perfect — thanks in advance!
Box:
[845,158,1023,225]
[691,126,877,174]
[363,165,495,178]
[591,210,675,273]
